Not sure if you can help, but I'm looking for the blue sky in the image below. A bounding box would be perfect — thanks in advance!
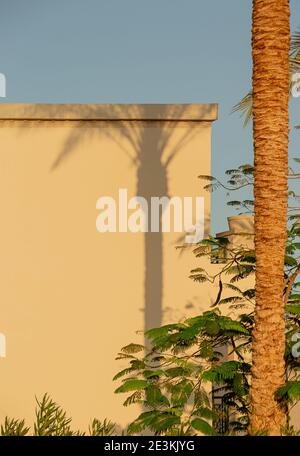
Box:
[0,0,300,232]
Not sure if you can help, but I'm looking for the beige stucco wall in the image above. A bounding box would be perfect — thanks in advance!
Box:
[0,104,217,431]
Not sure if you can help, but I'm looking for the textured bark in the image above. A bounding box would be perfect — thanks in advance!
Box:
[250,0,290,435]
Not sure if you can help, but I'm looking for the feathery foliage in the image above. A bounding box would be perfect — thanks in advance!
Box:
[114,157,300,435]
[0,394,116,436]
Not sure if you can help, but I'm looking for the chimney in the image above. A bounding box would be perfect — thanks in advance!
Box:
[217,215,254,249]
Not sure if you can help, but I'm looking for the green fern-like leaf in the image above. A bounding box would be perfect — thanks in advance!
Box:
[115,379,148,394]
[89,418,116,436]
[276,381,300,402]
[123,391,143,407]
[34,394,78,436]
[0,417,30,436]
[191,418,216,435]
[121,344,144,354]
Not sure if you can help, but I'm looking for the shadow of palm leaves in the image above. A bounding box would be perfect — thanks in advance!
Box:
[28,103,212,333]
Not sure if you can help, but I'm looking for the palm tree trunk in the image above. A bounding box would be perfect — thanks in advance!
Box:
[250,0,290,435]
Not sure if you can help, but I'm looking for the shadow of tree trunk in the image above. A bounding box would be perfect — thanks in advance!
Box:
[136,126,168,332]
